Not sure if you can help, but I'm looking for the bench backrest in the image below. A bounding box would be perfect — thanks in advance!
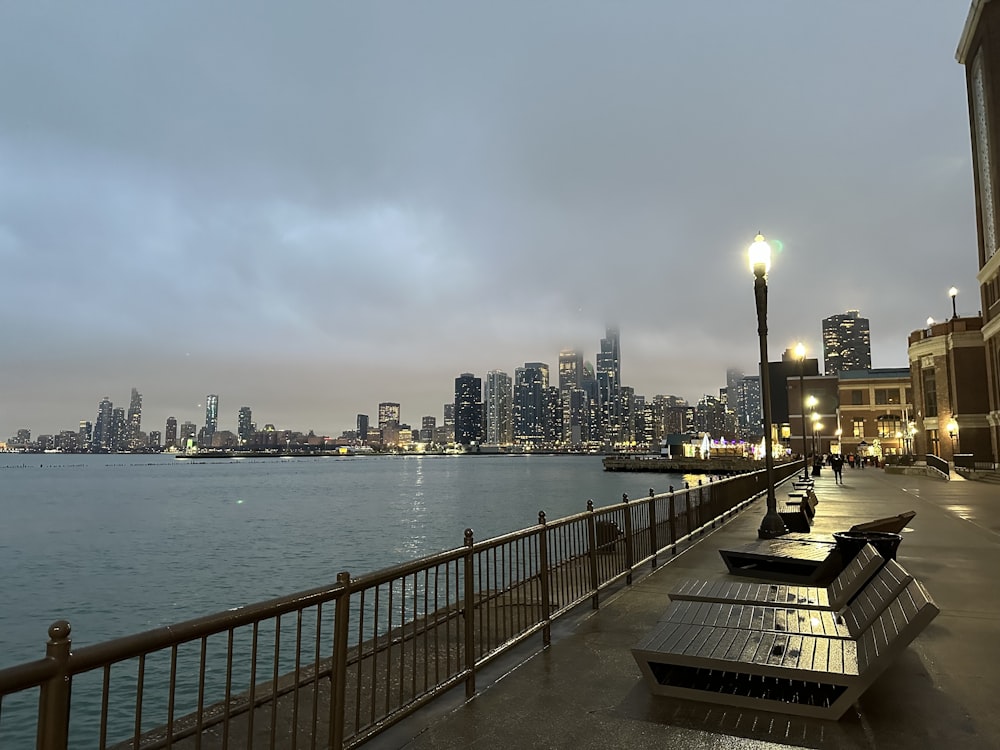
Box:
[828,543,883,606]
[855,578,939,673]
[841,558,913,635]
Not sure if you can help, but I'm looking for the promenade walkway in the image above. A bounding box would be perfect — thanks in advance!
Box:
[380,466,1000,750]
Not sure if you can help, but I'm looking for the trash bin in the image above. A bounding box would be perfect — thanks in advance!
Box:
[832,530,902,561]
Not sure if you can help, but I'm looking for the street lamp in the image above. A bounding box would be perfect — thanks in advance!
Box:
[946,418,959,455]
[835,427,843,453]
[810,411,820,456]
[748,233,785,539]
[794,342,809,480]
[815,422,824,456]
[949,287,958,319]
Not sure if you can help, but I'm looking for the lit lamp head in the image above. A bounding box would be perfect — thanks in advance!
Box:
[946,419,958,439]
[794,341,805,361]
[949,286,958,299]
[927,317,935,327]
[747,233,771,278]
[806,396,818,410]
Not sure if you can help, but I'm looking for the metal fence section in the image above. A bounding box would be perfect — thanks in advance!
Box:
[0,464,798,749]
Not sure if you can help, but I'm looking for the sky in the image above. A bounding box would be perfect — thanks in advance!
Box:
[0,1,983,439]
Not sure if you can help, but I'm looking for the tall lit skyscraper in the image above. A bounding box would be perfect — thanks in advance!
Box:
[93,396,113,452]
[165,417,178,449]
[378,402,401,429]
[822,310,872,374]
[127,387,142,450]
[597,327,622,442]
[485,370,513,446]
[205,395,219,439]
[513,363,548,445]
[238,406,253,445]
[558,349,583,392]
[454,373,483,446]
[357,414,370,444]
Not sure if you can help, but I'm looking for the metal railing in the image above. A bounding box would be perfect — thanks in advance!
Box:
[0,464,798,749]
[926,453,951,479]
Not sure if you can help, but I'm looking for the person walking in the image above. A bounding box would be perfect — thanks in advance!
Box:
[831,453,845,484]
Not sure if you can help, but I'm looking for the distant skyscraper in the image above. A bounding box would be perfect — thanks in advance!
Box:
[513,363,548,445]
[454,373,483,445]
[93,396,113,452]
[111,407,126,452]
[180,421,197,447]
[822,310,872,375]
[443,403,455,427]
[205,395,219,439]
[597,327,622,442]
[78,420,92,449]
[127,387,142,450]
[737,376,763,439]
[165,417,178,449]
[485,370,513,445]
[238,406,253,444]
[357,414,370,444]
[420,416,436,442]
[558,349,583,392]
[378,402,400,429]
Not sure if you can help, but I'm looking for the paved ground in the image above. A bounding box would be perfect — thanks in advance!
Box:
[376,466,1000,750]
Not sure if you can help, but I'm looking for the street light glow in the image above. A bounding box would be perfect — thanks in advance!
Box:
[794,342,805,360]
[747,234,772,274]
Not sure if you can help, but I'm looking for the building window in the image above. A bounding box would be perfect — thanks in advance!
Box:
[877,415,902,439]
[852,418,865,438]
[922,368,937,417]
[874,388,899,405]
[849,390,865,405]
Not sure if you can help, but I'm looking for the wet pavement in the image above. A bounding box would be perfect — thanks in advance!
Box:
[377,466,1000,749]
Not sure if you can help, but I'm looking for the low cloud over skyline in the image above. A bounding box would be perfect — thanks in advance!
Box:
[0,1,982,438]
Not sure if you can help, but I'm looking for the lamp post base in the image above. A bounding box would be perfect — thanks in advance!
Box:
[757,511,787,539]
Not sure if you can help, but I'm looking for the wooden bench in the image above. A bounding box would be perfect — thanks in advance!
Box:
[850,510,916,534]
[660,559,913,639]
[717,537,842,585]
[632,578,938,719]
[670,543,883,610]
[785,489,818,519]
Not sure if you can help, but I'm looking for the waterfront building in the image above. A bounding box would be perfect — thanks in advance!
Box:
[179,421,197,448]
[822,310,872,375]
[378,402,400,430]
[484,370,513,446]
[513,363,548,445]
[164,417,177,450]
[544,385,563,444]
[78,421,92,449]
[204,395,219,440]
[443,403,454,427]
[836,369,913,459]
[127,388,142,451]
[737,376,763,440]
[356,414,369,445]
[148,431,161,449]
[420,416,436,442]
[111,408,126,452]
[908,317,990,461]
[92,396,113,452]
[237,407,253,445]
[957,7,1000,464]
[454,373,482,446]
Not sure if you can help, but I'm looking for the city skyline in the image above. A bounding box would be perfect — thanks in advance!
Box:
[1,2,980,440]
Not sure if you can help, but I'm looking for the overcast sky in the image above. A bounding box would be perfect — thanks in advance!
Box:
[0,1,982,439]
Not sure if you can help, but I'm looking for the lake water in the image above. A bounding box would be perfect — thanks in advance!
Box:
[0,452,694,666]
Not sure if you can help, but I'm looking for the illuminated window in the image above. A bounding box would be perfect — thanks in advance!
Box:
[852,418,865,438]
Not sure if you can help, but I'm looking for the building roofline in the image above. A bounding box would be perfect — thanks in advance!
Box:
[958,0,990,64]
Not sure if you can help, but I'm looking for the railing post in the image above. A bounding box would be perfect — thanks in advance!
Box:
[696,479,703,531]
[537,511,551,646]
[463,528,477,697]
[329,571,351,750]
[585,500,600,609]
[622,493,634,584]
[668,486,677,555]
[648,488,658,568]
[684,482,691,538]
[37,620,71,750]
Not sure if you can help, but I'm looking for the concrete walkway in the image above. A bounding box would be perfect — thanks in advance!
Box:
[379,466,1000,750]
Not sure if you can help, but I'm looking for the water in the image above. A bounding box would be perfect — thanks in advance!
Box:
[0,452,699,746]
[0,453,694,665]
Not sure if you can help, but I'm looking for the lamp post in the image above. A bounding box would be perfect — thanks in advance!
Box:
[835,427,843,454]
[794,342,809,480]
[949,287,958,319]
[810,411,820,456]
[749,233,785,539]
[815,422,824,457]
[946,418,959,457]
